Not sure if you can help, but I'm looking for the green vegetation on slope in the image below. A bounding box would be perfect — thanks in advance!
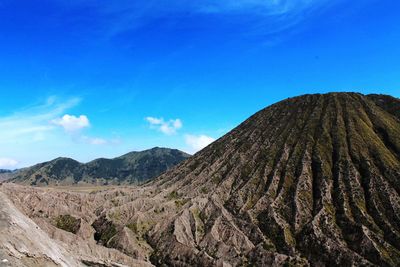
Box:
[11,147,190,186]
[53,214,81,234]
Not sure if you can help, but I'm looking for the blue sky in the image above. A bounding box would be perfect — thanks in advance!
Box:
[0,0,399,168]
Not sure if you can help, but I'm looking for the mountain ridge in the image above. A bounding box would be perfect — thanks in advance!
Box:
[10,147,190,186]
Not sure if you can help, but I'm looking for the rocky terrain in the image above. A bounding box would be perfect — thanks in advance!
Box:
[10,147,189,186]
[1,93,399,266]
[0,188,153,267]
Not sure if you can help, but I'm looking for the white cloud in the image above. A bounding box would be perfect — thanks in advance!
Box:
[0,158,18,168]
[185,134,215,153]
[52,114,90,132]
[51,113,111,146]
[146,117,183,135]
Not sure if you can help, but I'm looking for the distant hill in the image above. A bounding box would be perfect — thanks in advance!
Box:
[0,169,13,182]
[10,148,190,186]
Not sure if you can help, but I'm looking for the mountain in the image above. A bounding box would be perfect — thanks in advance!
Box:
[10,147,190,186]
[1,93,399,267]
[144,92,400,266]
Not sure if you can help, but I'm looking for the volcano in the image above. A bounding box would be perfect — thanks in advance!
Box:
[148,92,400,266]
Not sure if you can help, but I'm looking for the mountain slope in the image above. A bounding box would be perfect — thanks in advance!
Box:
[11,147,190,186]
[367,94,400,119]
[147,92,400,266]
[2,93,400,266]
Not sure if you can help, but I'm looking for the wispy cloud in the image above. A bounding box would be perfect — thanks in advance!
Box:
[0,97,79,167]
[54,0,336,38]
[0,96,80,144]
[0,96,114,167]
[194,0,323,15]
[68,0,326,16]
[146,117,183,135]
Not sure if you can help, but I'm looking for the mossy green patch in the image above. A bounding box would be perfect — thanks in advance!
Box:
[175,198,189,208]
[167,190,181,200]
[126,220,154,240]
[54,214,81,234]
[200,186,208,194]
